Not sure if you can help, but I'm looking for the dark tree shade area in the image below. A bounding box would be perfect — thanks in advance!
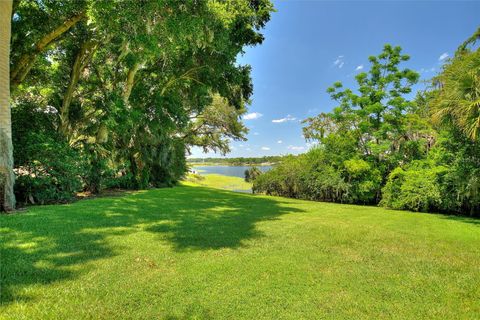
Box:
[3,0,274,206]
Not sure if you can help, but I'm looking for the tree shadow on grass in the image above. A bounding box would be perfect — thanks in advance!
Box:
[439,213,480,226]
[0,184,303,305]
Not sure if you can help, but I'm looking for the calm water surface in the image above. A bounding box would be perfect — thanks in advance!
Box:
[193,165,272,178]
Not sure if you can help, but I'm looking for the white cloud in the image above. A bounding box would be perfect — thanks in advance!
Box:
[277,140,283,144]
[287,145,305,151]
[439,52,449,61]
[261,147,270,151]
[253,132,259,136]
[355,64,364,71]
[333,55,345,68]
[243,112,263,120]
[420,67,436,73]
[272,114,296,123]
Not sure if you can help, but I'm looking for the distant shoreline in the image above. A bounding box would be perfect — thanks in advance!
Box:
[188,162,276,167]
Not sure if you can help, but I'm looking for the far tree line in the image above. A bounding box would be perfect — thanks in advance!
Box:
[188,156,283,166]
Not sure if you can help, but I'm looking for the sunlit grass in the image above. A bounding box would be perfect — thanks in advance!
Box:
[1,183,479,319]
[185,173,252,192]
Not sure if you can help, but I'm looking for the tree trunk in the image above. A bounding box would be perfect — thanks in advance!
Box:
[123,62,141,103]
[129,154,139,189]
[10,11,85,91]
[59,40,97,138]
[0,0,15,212]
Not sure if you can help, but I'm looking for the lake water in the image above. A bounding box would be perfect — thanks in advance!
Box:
[192,165,272,178]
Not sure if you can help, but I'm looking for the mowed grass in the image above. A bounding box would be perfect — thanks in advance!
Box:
[185,173,252,192]
[1,182,480,319]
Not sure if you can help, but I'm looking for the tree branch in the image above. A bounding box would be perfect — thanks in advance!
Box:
[10,11,86,90]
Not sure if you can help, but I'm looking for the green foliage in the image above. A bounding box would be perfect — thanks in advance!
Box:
[381,161,446,212]
[253,155,305,198]
[254,148,381,204]
[381,129,480,215]
[146,139,187,188]
[426,32,480,214]
[430,132,480,214]
[344,159,382,203]
[184,94,248,155]
[9,0,274,202]
[244,166,262,182]
[271,39,480,216]
[431,45,480,141]
[14,133,85,204]
[103,171,135,190]
[300,163,349,202]
[12,103,86,204]
[304,44,423,174]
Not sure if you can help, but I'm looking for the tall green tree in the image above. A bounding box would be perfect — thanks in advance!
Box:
[10,0,274,200]
[425,27,480,215]
[184,94,248,155]
[10,0,87,91]
[304,45,421,171]
[431,42,480,141]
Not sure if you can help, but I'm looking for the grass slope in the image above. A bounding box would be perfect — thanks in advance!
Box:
[185,173,252,192]
[1,182,479,319]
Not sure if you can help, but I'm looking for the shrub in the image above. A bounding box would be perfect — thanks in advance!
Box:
[245,166,262,182]
[12,102,86,204]
[343,159,382,204]
[301,164,349,202]
[147,139,187,187]
[254,149,352,202]
[14,133,85,204]
[253,156,304,197]
[381,161,446,212]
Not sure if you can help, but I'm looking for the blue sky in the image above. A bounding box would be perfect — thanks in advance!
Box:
[190,0,480,158]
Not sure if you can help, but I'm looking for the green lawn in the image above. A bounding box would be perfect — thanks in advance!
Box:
[1,182,479,319]
[185,173,252,192]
